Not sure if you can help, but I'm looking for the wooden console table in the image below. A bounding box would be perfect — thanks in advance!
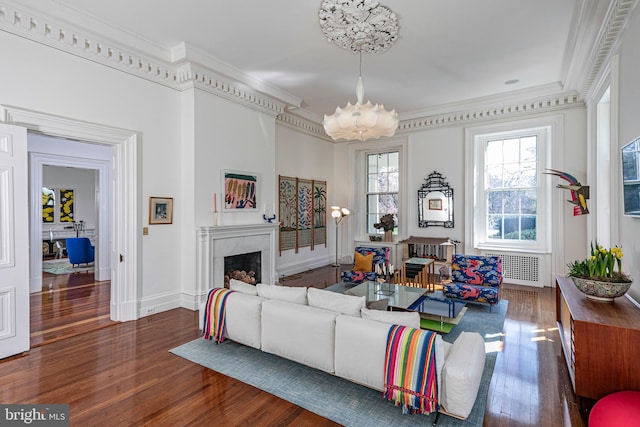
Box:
[556,276,640,403]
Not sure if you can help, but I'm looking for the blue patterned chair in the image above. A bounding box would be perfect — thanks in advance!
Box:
[341,246,390,284]
[443,254,502,309]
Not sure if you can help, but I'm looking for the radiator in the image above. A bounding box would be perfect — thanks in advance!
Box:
[480,251,548,287]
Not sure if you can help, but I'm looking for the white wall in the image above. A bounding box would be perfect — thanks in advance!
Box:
[617,7,640,302]
[0,31,182,313]
[275,124,335,277]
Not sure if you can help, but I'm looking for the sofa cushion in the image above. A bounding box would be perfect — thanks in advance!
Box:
[335,315,445,394]
[256,283,307,304]
[360,307,420,328]
[261,299,339,373]
[354,251,374,272]
[307,287,365,317]
[440,331,486,419]
[229,279,258,295]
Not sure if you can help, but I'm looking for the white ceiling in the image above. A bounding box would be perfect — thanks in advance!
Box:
[13,0,603,120]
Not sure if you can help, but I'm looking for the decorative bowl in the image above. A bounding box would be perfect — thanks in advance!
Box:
[571,277,632,302]
[369,234,382,242]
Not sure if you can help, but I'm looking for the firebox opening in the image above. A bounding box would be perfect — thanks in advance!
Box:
[224,251,261,287]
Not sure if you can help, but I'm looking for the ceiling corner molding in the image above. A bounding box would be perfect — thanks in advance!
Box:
[277,111,332,141]
[397,92,584,132]
[579,0,640,100]
[183,64,287,117]
[0,2,293,117]
[0,2,180,89]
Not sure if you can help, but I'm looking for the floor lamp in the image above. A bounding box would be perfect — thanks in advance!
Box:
[331,206,350,267]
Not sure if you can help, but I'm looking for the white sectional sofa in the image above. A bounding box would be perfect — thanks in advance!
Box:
[199,281,486,420]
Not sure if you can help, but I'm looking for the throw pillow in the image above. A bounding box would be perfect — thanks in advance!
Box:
[354,252,374,272]
[229,279,258,296]
[360,307,421,328]
[256,283,308,304]
[307,287,365,317]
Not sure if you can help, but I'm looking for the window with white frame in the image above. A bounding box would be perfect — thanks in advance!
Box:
[470,124,551,252]
[366,151,399,235]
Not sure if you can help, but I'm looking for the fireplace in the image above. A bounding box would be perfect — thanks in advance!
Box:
[224,251,261,285]
[196,223,278,301]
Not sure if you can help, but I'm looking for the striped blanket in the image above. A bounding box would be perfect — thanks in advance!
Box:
[202,288,235,344]
[383,325,439,414]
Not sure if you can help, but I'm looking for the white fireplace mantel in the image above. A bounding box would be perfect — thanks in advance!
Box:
[196,223,279,302]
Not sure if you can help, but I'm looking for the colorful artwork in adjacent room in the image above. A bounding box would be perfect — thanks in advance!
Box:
[279,176,327,254]
[59,188,75,222]
[42,187,55,223]
[224,171,258,210]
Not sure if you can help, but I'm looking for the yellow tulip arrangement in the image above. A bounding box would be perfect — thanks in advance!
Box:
[568,242,631,283]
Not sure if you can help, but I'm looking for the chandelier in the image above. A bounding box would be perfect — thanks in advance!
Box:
[319,0,399,141]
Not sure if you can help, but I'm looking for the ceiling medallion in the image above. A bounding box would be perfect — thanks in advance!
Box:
[318,0,399,53]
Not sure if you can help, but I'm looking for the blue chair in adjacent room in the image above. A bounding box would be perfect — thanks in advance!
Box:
[65,237,95,268]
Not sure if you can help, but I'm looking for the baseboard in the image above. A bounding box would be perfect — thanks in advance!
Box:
[138,291,182,318]
[276,256,333,279]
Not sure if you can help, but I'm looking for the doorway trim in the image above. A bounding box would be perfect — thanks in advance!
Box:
[2,105,139,322]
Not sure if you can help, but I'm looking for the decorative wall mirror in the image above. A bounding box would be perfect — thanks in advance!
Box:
[418,171,454,228]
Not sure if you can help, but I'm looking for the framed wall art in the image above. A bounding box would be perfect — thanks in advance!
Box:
[428,199,443,210]
[59,188,75,222]
[149,197,173,224]
[42,187,55,223]
[223,170,258,210]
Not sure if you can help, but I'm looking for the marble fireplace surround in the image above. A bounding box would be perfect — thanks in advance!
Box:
[196,223,279,303]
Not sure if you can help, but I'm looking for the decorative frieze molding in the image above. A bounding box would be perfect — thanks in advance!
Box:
[0,3,179,88]
[179,63,287,117]
[397,92,583,134]
[0,2,289,116]
[580,0,639,100]
[277,111,328,139]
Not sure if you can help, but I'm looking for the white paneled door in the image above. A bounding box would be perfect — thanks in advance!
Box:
[0,123,29,359]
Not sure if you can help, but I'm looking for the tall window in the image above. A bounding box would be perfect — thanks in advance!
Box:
[485,136,538,242]
[468,120,552,253]
[366,151,399,234]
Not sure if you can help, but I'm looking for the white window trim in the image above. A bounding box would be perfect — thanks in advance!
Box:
[348,137,408,242]
[465,116,564,256]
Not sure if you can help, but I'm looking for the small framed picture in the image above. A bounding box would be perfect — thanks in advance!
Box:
[428,198,443,210]
[223,170,259,211]
[149,197,173,224]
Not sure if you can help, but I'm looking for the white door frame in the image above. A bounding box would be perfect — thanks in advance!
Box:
[2,105,139,322]
[29,152,111,292]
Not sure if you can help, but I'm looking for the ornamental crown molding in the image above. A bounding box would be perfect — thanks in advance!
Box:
[0,1,294,117]
[578,0,640,100]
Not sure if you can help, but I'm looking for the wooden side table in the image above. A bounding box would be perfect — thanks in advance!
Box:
[395,257,435,290]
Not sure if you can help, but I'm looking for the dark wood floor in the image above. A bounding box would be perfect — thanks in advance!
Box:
[1,266,586,426]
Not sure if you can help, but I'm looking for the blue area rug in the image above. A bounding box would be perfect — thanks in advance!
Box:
[42,258,94,275]
[170,299,508,427]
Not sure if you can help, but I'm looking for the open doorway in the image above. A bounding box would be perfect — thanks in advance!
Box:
[29,135,115,346]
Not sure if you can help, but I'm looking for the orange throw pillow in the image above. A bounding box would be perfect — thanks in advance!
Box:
[354,252,374,272]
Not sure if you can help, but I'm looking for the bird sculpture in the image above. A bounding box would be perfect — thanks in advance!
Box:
[544,169,589,215]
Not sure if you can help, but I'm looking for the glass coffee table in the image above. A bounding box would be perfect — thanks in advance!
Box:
[328,281,466,333]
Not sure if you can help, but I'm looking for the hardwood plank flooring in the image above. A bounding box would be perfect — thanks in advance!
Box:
[2,265,586,426]
[31,271,117,347]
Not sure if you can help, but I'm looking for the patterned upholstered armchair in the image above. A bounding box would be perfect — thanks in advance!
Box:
[443,254,502,309]
[341,246,390,284]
